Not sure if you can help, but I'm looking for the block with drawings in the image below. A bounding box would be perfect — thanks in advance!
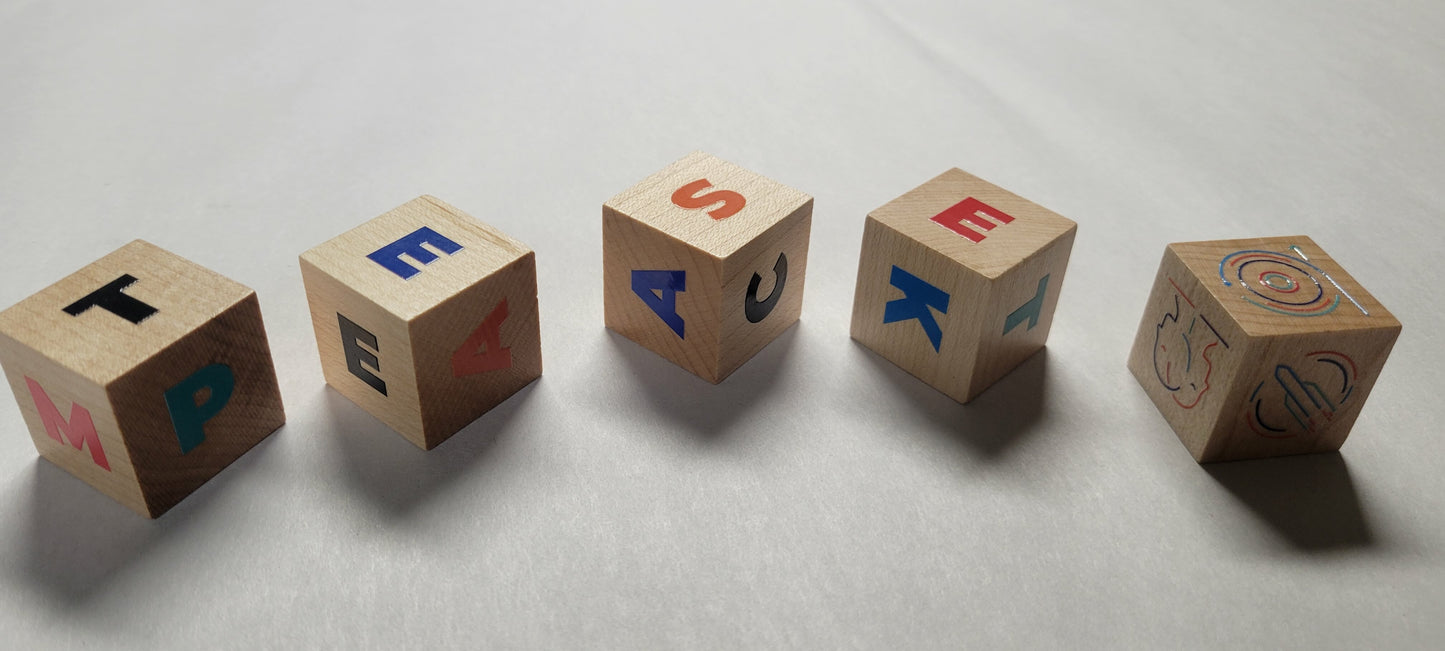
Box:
[0,240,285,518]
[1126,236,1401,462]
[603,151,812,383]
[300,196,541,450]
[850,168,1077,403]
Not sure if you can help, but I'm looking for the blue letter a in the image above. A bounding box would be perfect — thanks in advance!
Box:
[632,270,686,339]
[883,265,950,352]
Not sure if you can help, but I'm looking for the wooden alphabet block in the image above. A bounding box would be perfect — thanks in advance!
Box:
[850,168,1077,403]
[603,151,812,383]
[300,195,541,450]
[0,241,285,518]
[1127,236,1401,462]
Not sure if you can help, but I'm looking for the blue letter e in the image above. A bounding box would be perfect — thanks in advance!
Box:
[164,364,235,454]
[883,265,951,352]
[632,270,686,339]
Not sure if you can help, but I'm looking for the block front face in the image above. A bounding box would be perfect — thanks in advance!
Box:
[411,253,542,448]
[0,240,285,517]
[107,294,285,516]
[1126,251,1252,458]
[1128,237,1401,462]
[850,169,1076,403]
[603,152,813,383]
[300,196,538,448]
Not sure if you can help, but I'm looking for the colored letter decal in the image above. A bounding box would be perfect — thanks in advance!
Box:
[24,377,109,470]
[1002,275,1050,335]
[930,197,1015,243]
[452,299,512,377]
[671,179,746,220]
[744,253,788,324]
[163,364,235,454]
[631,270,686,339]
[63,274,157,324]
[367,226,463,280]
[883,265,951,352]
[338,313,387,396]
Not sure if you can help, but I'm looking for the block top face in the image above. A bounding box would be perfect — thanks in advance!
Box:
[604,151,813,259]
[0,240,255,385]
[1169,235,1399,336]
[300,196,532,320]
[868,168,1077,279]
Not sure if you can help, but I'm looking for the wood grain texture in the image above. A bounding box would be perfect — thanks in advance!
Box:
[849,168,1076,403]
[1126,236,1402,462]
[603,152,812,383]
[0,240,285,517]
[299,195,541,449]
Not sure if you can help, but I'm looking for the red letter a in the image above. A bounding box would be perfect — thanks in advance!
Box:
[24,377,110,471]
[451,299,512,377]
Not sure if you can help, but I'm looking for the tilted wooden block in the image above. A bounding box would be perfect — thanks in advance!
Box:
[1126,236,1401,462]
[850,168,1077,403]
[603,151,812,383]
[300,195,541,450]
[0,241,285,518]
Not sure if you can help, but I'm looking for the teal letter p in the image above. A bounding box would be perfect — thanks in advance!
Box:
[164,364,235,454]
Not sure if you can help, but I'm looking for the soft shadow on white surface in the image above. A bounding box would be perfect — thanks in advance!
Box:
[322,382,538,520]
[1205,452,1375,553]
[602,323,802,444]
[7,435,282,606]
[850,341,1052,460]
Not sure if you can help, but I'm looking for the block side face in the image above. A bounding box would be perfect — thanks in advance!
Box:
[849,216,987,403]
[604,151,812,259]
[299,196,530,321]
[410,252,542,448]
[604,205,724,382]
[0,338,148,516]
[1126,248,1252,460]
[868,168,1077,280]
[0,240,254,385]
[1198,325,1402,463]
[967,225,1076,400]
[300,258,425,446]
[107,293,285,517]
[1170,235,1399,337]
[716,200,812,381]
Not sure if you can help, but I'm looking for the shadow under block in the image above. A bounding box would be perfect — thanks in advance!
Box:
[300,195,541,450]
[1126,236,1401,463]
[603,151,813,383]
[849,168,1077,403]
[0,241,285,518]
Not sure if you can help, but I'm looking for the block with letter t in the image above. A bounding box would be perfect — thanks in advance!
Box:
[603,151,813,383]
[850,168,1077,403]
[299,195,541,449]
[0,241,285,518]
[1126,236,1401,462]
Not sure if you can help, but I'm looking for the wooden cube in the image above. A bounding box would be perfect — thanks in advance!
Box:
[1127,236,1401,462]
[0,241,285,518]
[300,196,541,449]
[603,151,813,383]
[849,169,1077,403]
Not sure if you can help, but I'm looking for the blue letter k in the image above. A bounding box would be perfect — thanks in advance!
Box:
[883,265,951,352]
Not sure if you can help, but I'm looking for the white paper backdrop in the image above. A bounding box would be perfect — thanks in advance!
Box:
[2,1,1443,648]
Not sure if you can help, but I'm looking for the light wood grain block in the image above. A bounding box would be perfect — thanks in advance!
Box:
[300,195,541,450]
[849,168,1077,403]
[0,240,285,518]
[603,151,813,383]
[1127,236,1401,463]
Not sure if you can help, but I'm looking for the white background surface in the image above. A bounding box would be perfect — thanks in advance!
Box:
[2,1,1443,648]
